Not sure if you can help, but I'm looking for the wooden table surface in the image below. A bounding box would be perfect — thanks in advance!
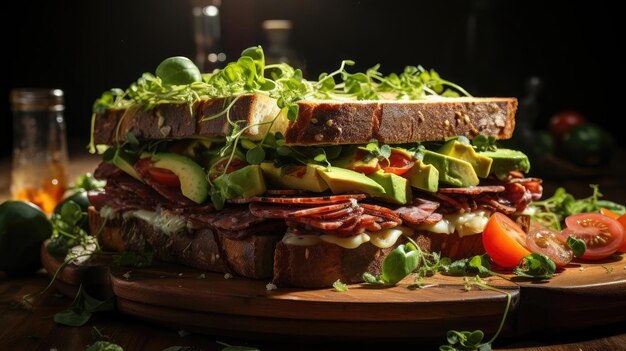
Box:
[2,146,626,350]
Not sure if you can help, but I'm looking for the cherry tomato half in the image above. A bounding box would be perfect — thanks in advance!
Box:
[380,151,415,176]
[526,225,573,267]
[147,167,180,187]
[561,213,625,260]
[549,110,586,143]
[599,208,626,253]
[482,212,531,269]
[208,157,247,181]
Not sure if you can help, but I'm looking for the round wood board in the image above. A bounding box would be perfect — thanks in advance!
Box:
[41,246,626,341]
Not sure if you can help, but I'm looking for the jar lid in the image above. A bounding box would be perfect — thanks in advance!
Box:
[10,88,64,111]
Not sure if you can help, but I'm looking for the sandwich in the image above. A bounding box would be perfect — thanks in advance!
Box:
[87,46,541,288]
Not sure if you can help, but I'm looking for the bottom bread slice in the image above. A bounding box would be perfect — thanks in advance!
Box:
[88,207,280,279]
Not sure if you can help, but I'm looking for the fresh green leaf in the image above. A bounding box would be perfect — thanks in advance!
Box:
[246,146,266,164]
[514,253,556,280]
[70,173,106,192]
[566,236,587,257]
[54,285,115,327]
[471,135,497,152]
[86,341,124,351]
[332,279,349,292]
[53,305,91,327]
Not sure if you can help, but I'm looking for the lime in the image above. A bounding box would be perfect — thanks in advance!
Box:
[0,201,52,275]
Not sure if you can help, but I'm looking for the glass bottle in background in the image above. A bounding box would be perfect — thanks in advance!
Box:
[262,20,305,72]
[10,88,68,214]
[192,0,227,73]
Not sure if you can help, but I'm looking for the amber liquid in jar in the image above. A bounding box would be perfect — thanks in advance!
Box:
[10,88,69,214]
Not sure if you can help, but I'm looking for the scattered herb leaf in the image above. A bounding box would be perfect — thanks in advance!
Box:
[566,236,587,257]
[514,253,556,280]
[332,279,349,292]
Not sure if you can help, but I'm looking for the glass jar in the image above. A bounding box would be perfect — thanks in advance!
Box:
[10,88,68,214]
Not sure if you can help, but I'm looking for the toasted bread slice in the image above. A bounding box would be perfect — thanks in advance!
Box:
[88,207,280,279]
[92,96,517,146]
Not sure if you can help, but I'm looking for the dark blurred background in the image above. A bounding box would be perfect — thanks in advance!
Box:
[3,0,621,158]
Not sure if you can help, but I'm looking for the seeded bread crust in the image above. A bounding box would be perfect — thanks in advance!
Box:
[92,96,517,146]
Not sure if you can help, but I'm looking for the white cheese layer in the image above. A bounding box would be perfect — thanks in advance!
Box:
[413,210,491,237]
[282,226,413,249]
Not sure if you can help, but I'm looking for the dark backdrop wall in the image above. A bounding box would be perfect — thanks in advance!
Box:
[3,0,621,158]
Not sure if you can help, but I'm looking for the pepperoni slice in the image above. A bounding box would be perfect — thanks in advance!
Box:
[363,221,382,232]
[252,194,366,205]
[438,186,505,194]
[265,189,309,195]
[286,217,344,230]
[422,212,443,225]
[308,206,354,219]
[249,201,352,219]
[226,197,256,204]
[361,204,401,222]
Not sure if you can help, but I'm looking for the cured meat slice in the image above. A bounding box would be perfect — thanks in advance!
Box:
[438,186,505,194]
[422,212,443,225]
[252,194,366,205]
[264,189,308,195]
[93,161,123,179]
[361,204,401,222]
[249,202,352,219]
[286,217,344,230]
[308,207,354,219]
[395,198,440,225]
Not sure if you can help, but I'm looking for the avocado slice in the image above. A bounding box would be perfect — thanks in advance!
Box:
[260,162,329,192]
[151,153,209,204]
[438,140,493,178]
[111,149,141,181]
[316,166,385,196]
[367,171,412,204]
[404,160,439,193]
[213,165,266,200]
[479,149,530,179]
[422,150,479,187]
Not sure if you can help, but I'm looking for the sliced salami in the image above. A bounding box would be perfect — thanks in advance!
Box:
[249,201,352,219]
[438,185,505,194]
[252,194,366,205]
[308,206,354,219]
[422,212,443,225]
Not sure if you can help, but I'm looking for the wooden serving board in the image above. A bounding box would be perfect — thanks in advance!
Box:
[41,246,626,341]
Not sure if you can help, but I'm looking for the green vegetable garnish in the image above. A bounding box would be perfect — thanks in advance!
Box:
[566,236,587,257]
[156,56,202,86]
[513,253,556,280]
[530,184,626,231]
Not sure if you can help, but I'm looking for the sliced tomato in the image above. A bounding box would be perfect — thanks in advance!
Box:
[526,225,573,267]
[482,212,532,269]
[561,213,625,260]
[347,150,381,175]
[381,150,414,175]
[599,208,626,253]
[147,167,180,187]
[208,157,247,181]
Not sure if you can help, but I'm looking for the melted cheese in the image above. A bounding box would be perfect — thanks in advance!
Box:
[282,226,415,249]
[369,227,406,249]
[414,210,491,237]
[320,233,371,249]
[123,210,187,235]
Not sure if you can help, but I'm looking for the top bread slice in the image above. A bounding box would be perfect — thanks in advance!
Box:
[92,94,517,146]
